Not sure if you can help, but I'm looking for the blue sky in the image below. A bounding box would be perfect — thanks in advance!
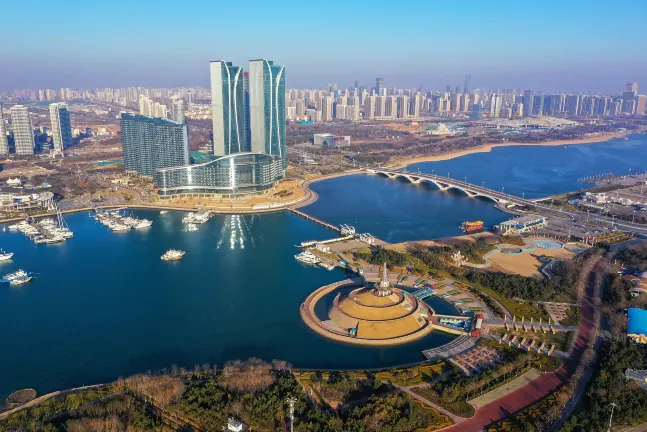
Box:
[2,0,646,92]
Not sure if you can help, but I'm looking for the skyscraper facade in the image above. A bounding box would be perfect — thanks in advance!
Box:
[210,60,247,156]
[0,116,8,155]
[375,77,384,96]
[10,105,34,155]
[171,98,185,123]
[121,113,189,177]
[249,59,286,169]
[522,90,534,117]
[49,103,73,151]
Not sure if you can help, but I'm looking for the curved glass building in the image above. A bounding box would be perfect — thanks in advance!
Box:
[155,152,283,198]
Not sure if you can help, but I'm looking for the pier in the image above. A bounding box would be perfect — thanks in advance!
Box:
[288,208,341,232]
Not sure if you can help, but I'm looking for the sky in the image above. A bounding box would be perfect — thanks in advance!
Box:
[1,0,646,93]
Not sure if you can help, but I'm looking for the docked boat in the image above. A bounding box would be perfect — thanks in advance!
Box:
[3,269,27,281]
[340,224,356,236]
[161,249,185,261]
[133,219,153,229]
[318,262,336,271]
[111,224,130,232]
[460,220,484,233]
[160,210,168,214]
[185,223,198,232]
[0,249,14,261]
[10,275,33,286]
[295,250,320,265]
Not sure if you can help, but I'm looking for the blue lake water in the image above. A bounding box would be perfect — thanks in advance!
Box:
[305,134,647,242]
[1,134,646,398]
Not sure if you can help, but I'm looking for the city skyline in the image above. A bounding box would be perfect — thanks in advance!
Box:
[1,0,646,92]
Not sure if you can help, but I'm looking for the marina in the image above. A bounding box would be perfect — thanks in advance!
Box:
[93,208,153,232]
[8,208,73,245]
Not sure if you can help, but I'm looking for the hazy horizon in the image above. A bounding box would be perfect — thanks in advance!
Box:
[2,0,646,93]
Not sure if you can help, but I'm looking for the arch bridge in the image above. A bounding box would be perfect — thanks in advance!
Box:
[365,168,530,205]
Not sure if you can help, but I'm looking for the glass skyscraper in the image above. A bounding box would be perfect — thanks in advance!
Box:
[249,59,286,170]
[49,103,73,151]
[121,113,189,177]
[10,105,34,155]
[210,61,247,156]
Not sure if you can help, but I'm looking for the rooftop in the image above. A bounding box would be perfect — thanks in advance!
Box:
[628,308,647,336]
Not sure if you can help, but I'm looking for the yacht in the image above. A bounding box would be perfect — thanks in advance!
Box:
[3,269,27,281]
[10,275,33,286]
[160,210,169,215]
[111,224,130,232]
[295,250,320,265]
[0,249,14,261]
[161,249,185,261]
[133,219,153,229]
[185,223,198,232]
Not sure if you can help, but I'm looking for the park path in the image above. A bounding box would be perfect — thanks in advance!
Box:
[443,254,602,432]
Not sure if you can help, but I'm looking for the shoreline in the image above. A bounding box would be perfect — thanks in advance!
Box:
[389,132,628,168]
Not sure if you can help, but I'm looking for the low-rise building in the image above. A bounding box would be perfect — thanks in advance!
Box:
[0,187,54,212]
[628,308,647,344]
[155,152,283,199]
[313,133,351,148]
[496,215,547,235]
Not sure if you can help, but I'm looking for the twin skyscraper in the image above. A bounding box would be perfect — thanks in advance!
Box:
[209,59,286,169]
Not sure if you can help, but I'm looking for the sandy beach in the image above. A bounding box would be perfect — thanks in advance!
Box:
[390,132,627,168]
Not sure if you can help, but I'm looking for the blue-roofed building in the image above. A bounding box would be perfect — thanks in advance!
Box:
[628,308,647,344]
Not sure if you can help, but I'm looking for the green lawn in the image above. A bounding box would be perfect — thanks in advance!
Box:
[468,281,549,321]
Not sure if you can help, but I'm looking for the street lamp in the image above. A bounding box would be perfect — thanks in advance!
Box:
[607,402,617,432]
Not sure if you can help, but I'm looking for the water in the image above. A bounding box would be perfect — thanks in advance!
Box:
[0,211,454,398]
[3,135,646,398]
[408,134,647,198]
[305,134,647,243]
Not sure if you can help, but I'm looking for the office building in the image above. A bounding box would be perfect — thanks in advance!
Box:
[523,90,534,117]
[0,116,8,155]
[171,98,185,123]
[249,59,286,169]
[314,133,351,148]
[210,61,247,156]
[10,105,34,155]
[49,103,73,151]
[121,113,189,177]
[155,152,283,198]
[626,82,639,93]
[375,77,384,96]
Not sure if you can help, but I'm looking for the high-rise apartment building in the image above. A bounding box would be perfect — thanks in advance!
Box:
[210,61,247,156]
[364,95,376,119]
[397,95,409,118]
[375,96,386,118]
[489,94,502,118]
[10,105,35,155]
[522,90,534,117]
[121,113,189,177]
[248,59,286,169]
[171,98,185,123]
[0,116,8,155]
[49,103,73,151]
[320,96,333,121]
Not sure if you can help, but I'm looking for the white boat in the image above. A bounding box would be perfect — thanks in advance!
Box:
[3,269,27,281]
[161,249,185,261]
[10,275,32,286]
[295,250,320,265]
[111,224,130,232]
[160,210,168,214]
[8,224,19,231]
[185,223,198,232]
[0,249,14,261]
[133,219,153,229]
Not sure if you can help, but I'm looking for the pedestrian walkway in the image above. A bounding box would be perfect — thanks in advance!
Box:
[469,368,542,408]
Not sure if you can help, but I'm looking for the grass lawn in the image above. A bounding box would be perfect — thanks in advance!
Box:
[468,281,549,321]
[374,362,447,387]
[408,398,455,431]
[411,387,476,418]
